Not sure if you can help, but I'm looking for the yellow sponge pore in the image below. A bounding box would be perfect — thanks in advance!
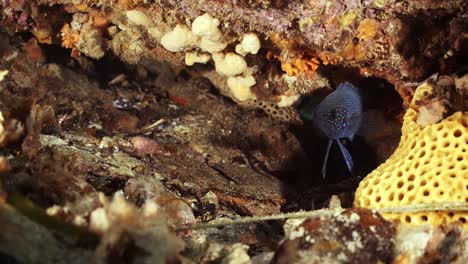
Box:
[354,83,468,226]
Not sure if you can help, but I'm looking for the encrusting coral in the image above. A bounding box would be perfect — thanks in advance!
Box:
[354,82,468,227]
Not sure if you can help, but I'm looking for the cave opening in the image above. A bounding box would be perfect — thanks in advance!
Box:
[285,72,404,210]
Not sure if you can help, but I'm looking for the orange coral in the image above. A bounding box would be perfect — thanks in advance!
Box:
[64,4,89,13]
[318,52,342,65]
[358,18,378,40]
[73,4,88,12]
[267,33,322,76]
[118,0,142,8]
[32,28,53,44]
[0,157,9,174]
[60,24,81,56]
[340,40,366,61]
[60,24,80,49]
[93,14,109,28]
[281,56,320,76]
[267,50,321,77]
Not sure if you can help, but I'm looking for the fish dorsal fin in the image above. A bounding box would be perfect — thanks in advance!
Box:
[336,82,360,95]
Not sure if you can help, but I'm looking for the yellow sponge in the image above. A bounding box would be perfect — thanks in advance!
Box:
[354,83,468,226]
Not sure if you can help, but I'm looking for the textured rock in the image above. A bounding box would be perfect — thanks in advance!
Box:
[2,0,465,106]
[272,208,395,264]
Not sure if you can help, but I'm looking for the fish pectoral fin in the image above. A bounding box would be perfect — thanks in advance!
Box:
[337,140,353,173]
[321,139,333,178]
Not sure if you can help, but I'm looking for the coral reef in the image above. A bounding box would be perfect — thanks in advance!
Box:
[0,0,467,263]
[1,0,465,108]
[355,81,468,227]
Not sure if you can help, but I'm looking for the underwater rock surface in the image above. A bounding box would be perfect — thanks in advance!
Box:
[0,1,467,263]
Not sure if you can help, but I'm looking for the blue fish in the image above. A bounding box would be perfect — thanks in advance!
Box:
[299,82,363,178]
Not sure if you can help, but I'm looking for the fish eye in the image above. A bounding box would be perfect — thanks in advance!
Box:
[329,109,337,120]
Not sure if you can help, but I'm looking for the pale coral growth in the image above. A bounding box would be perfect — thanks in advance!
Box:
[72,215,87,226]
[395,225,466,263]
[212,52,248,77]
[142,200,159,217]
[191,14,222,41]
[93,191,185,262]
[160,25,198,52]
[0,70,8,82]
[277,94,300,107]
[410,82,452,126]
[126,10,152,27]
[235,33,261,56]
[45,205,62,216]
[89,192,146,234]
[192,14,227,53]
[221,243,250,264]
[395,225,433,263]
[90,191,194,233]
[227,75,256,101]
[76,23,106,59]
[199,37,227,53]
[160,14,227,54]
[0,111,24,146]
[110,29,148,64]
[89,207,110,233]
[185,51,211,66]
[59,12,107,58]
[417,100,446,126]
